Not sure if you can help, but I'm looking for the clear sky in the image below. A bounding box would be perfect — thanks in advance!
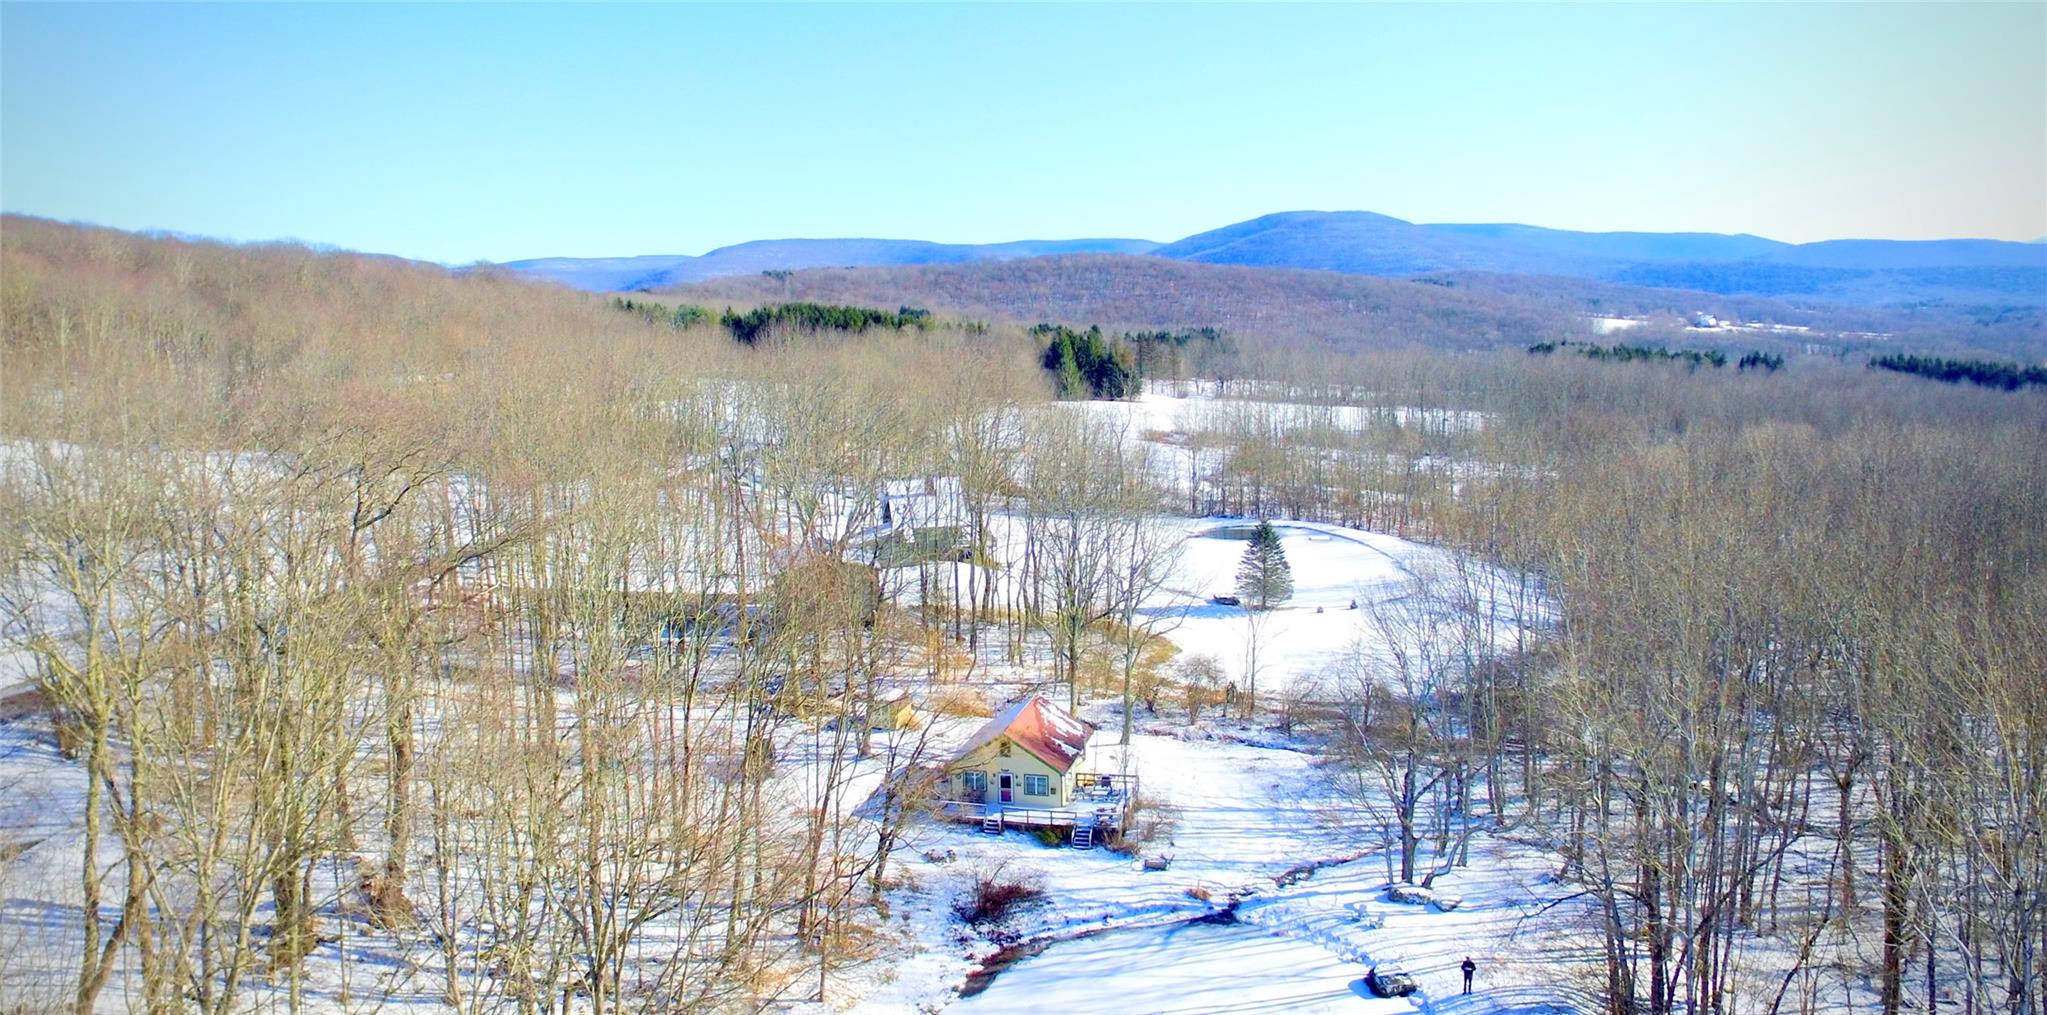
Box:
[4,3,2043,263]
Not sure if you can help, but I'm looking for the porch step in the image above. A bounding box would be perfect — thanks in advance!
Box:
[980,814,1003,835]
[1071,826,1095,850]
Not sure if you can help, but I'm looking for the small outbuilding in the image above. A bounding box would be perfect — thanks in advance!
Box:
[879,692,924,732]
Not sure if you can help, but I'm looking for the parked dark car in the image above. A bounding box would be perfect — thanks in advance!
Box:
[1365,964,1418,998]
[1210,594,1241,607]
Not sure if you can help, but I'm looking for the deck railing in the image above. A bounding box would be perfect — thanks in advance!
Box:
[935,771,1138,831]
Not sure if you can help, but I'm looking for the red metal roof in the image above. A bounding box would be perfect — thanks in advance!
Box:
[956,695,1095,774]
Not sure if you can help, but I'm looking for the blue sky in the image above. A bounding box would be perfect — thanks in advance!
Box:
[4,3,2042,262]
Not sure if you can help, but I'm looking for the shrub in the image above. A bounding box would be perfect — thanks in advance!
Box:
[1109,793,1179,855]
[953,863,1048,925]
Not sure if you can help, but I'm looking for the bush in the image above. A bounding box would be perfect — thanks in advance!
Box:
[953,864,1048,925]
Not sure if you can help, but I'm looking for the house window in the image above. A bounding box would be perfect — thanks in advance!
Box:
[1024,774,1050,796]
[961,771,986,797]
[998,741,1011,757]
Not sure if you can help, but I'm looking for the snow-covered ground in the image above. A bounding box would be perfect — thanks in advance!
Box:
[902,515,1538,697]
[0,720,99,1010]
[1589,316,1647,335]
[951,921,1383,1015]
[1160,519,1527,694]
[798,517,1580,1014]
[1065,390,1488,441]
[807,712,1599,1015]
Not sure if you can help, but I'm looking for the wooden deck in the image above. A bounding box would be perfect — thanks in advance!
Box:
[936,772,1137,833]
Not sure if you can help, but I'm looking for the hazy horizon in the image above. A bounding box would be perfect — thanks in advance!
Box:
[4,3,2043,263]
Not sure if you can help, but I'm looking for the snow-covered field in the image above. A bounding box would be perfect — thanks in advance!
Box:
[899,514,1538,699]
[1589,316,1647,335]
[1066,390,1488,441]
[1161,519,1527,694]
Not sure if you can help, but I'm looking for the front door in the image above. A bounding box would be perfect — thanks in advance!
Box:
[998,773,1014,803]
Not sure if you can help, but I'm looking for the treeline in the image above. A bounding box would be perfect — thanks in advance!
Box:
[614,296,713,329]
[1123,327,1228,381]
[719,301,931,344]
[1033,324,1229,400]
[1203,349,2047,1015]
[1869,351,2047,391]
[1464,377,2046,1015]
[1529,339,1729,370]
[610,296,946,345]
[660,252,1595,353]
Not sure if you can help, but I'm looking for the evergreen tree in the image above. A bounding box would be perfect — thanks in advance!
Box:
[1235,519,1294,610]
[1033,322,1141,400]
[1054,342,1085,399]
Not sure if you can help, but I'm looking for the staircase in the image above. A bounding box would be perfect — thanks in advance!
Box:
[1070,825,1095,850]
[980,813,1003,835]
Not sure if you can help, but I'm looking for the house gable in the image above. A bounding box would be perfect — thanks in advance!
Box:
[947,735,1075,804]
[949,696,1094,775]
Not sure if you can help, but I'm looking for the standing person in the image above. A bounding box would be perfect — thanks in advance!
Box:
[1461,955,1476,994]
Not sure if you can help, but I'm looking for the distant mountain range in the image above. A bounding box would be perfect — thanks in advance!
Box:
[500,238,1159,292]
[500,211,2047,308]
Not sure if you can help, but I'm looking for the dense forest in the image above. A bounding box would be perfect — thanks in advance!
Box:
[717,302,933,345]
[2,216,2043,1015]
[1869,351,2047,390]
[663,253,2047,358]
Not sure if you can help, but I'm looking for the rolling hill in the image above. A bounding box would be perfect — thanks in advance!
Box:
[656,254,1909,352]
[1158,212,2047,307]
[663,253,2046,358]
[662,254,1577,350]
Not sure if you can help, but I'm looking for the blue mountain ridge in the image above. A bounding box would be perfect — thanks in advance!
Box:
[500,212,2047,306]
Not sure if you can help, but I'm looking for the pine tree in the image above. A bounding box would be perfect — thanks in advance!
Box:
[1235,519,1293,610]
[1054,342,1085,399]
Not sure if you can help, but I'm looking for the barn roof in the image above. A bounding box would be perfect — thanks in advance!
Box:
[953,695,1095,774]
